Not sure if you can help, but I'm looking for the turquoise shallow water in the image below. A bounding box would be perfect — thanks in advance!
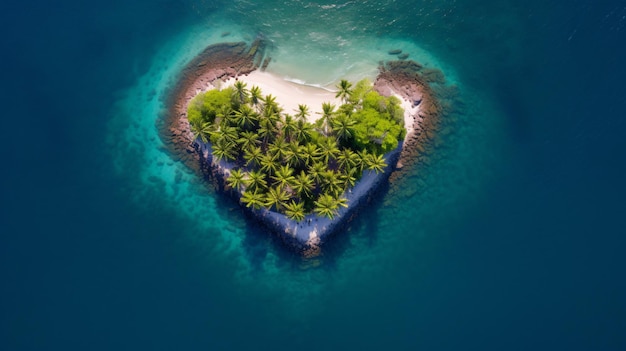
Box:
[2,0,626,350]
[106,5,505,320]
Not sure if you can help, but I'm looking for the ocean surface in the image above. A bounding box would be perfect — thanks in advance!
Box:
[2,0,625,350]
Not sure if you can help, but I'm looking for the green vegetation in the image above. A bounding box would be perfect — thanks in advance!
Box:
[187,78,405,221]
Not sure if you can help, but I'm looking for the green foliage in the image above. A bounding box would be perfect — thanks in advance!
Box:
[295,104,310,121]
[187,99,203,127]
[249,86,262,111]
[331,113,356,144]
[335,79,353,104]
[226,169,246,192]
[265,186,290,211]
[187,87,235,125]
[189,119,213,143]
[314,193,339,219]
[245,170,267,191]
[348,78,373,105]
[241,190,265,209]
[365,153,387,174]
[232,81,249,106]
[284,201,306,222]
[350,89,405,154]
[190,78,406,219]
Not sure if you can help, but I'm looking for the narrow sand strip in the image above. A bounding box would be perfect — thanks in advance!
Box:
[395,93,418,144]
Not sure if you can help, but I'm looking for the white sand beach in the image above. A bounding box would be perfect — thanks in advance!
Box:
[222,71,342,123]
[395,93,419,145]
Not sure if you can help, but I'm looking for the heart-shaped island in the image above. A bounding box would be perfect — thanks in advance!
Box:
[163,39,442,254]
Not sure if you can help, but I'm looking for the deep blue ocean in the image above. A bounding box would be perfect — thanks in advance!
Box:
[2,0,625,350]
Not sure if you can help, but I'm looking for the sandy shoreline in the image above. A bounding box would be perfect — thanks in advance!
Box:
[223,71,341,122]
[161,40,442,253]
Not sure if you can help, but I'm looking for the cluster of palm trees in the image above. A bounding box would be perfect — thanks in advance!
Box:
[188,79,391,222]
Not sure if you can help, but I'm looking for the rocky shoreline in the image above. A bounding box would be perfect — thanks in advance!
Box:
[373,60,442,182]
[198,141,402,256]
[159,41,442,253]
[158,40,269,173]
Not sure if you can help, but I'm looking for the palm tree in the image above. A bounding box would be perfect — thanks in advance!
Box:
[318,137,340,164]
[308,161,327,185]
[268,136,289,161]
[295,120,315,143]
[321,170,344,197]
[357,149,370,172]
[318,102,336,135]
[335,79,353,104]
[331,113,356,143]
[314,193,339,219]
[261,107,281,129]
[284,201,305,222]
[282,114,298,141]
[336,196,349,209]
[245,170,267,191]
[189,120,213,144]
[237,131,260,151]
[232,80,249,105]
[241,189,265,210]
[295,104,310,121]
[250,85,262,112]
[226,169,246,192]
[257,121,274,147]
[216,104,234,127]
[234,104,257,130]
[283,142,303,168]
[243,145,263,167]
[292,170,314,198]
[262,94,280,115]
[212,139,237,162]
[301,143,321,166]
[366,153,387,174]
[337,148,359,171]
[281,141,296,168]
[339,167,357,189]
[337,103,354,117]
[265,186,290,212]
[219,126,239,145]
[259,153,279,176]
[271,165,296,189]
